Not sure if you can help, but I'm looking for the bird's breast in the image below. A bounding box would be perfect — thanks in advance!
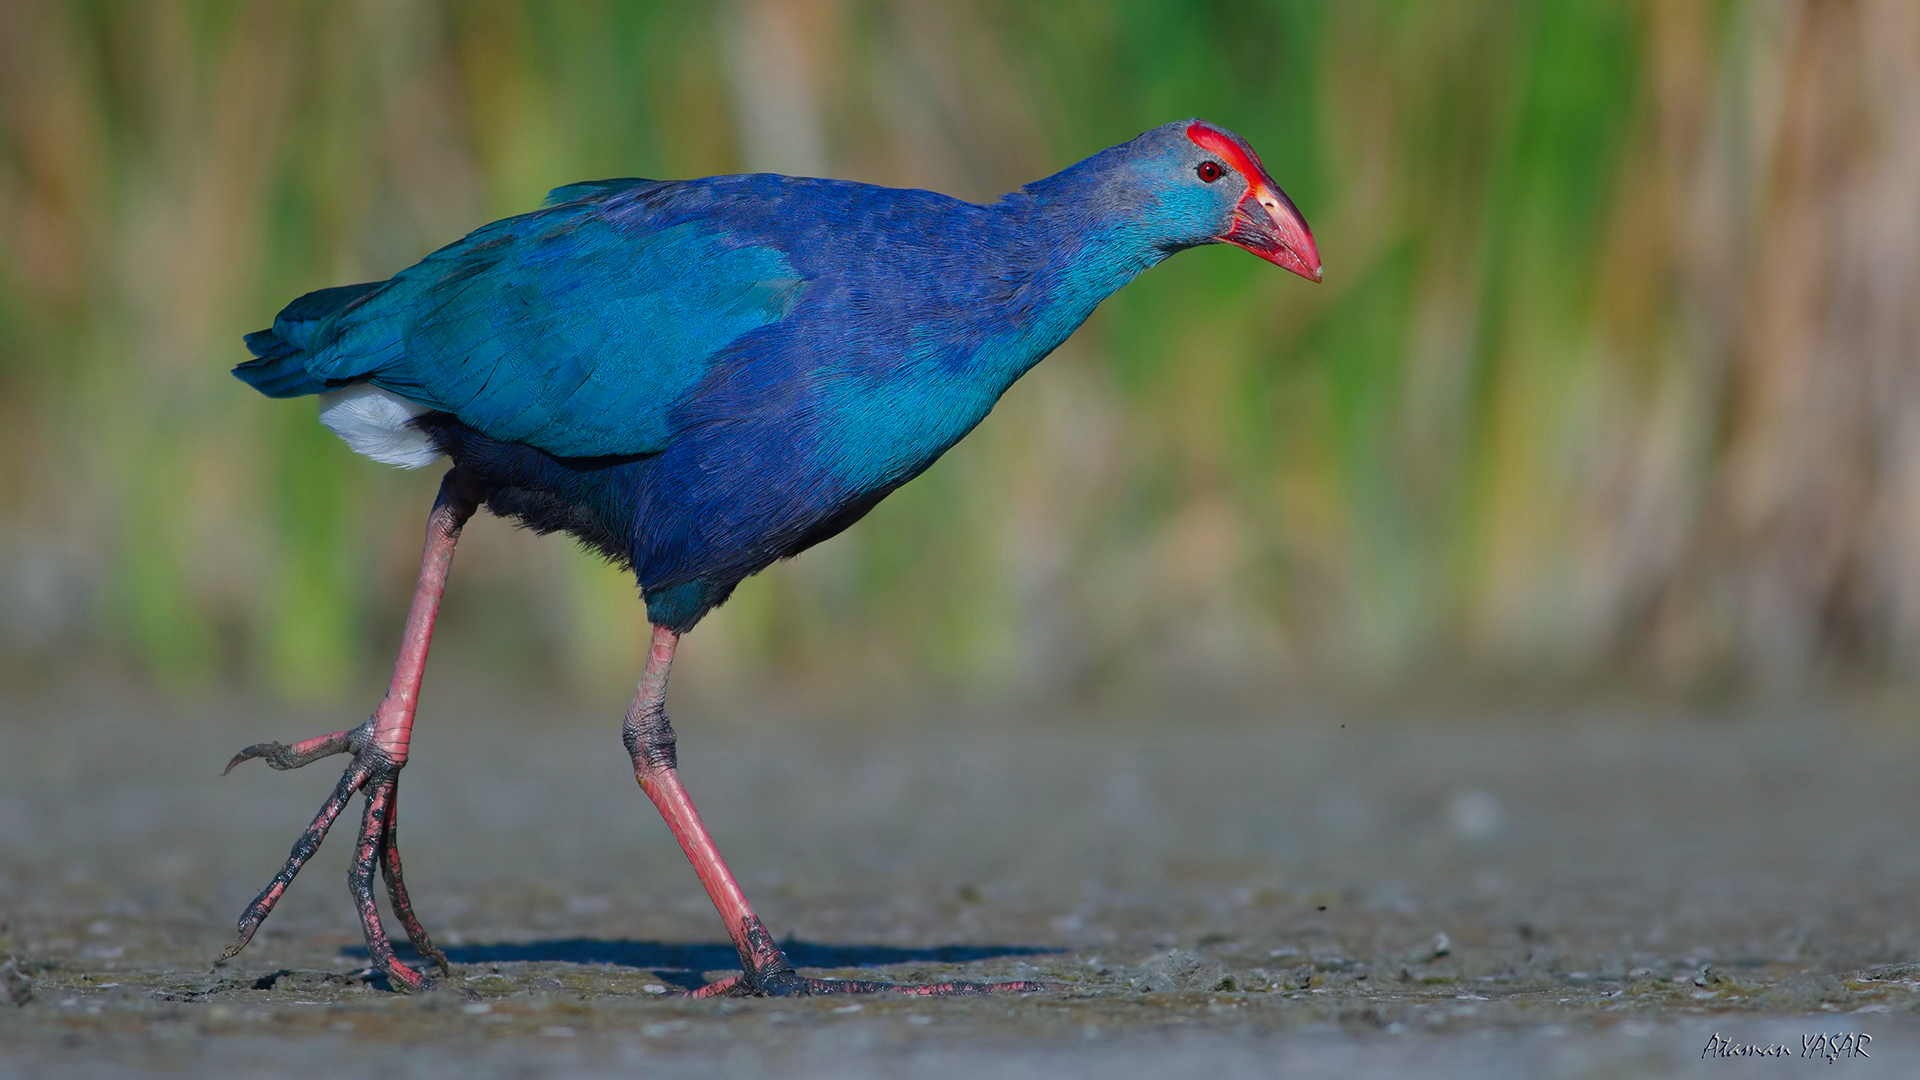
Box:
[804,312,1082,496]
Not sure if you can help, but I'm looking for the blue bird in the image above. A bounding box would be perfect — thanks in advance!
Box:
[222,119,1320,997]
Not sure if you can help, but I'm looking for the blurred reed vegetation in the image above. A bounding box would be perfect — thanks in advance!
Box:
[2,1,1918,701]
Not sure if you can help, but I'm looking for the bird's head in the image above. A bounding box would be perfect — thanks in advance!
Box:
[1067,119,1321,283]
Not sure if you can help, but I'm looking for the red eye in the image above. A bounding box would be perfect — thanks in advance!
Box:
[1196,160,1224,183]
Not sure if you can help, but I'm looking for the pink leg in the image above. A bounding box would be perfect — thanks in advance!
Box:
[219,469,477,993]
[624,625,1055,997]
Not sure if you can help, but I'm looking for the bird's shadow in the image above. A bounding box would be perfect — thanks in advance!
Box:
[341,938,1059,993]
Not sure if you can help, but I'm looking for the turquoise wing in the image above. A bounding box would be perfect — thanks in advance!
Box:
[296,182,807,458]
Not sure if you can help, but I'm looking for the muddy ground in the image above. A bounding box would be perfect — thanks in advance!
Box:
[2,684,1917,1077]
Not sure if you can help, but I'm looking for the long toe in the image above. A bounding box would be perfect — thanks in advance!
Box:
[223,723,363,774]
[692,970,1058,998]
[218,752,375,961]
[346,769,455,995]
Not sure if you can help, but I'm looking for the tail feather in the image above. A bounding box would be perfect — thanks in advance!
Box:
[234,331,330,397]
[233,280,386,399]
[271,281,384,348]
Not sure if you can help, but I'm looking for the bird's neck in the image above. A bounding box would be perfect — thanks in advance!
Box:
[974,184,1171,387]
[805,184,1172,498]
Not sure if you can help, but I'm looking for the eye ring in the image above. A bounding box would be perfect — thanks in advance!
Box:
[1196,160,1224,183]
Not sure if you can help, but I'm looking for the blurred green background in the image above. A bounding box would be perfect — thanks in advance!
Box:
[2,0,1916,704]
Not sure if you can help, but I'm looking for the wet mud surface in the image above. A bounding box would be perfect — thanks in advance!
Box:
[2,690,1918,1076]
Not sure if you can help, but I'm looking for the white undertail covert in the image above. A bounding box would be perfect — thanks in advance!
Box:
[317,383,443,469]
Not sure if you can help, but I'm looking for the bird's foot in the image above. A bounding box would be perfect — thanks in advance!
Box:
[686,916,1058,998]
[689,970,1060,998]
[218,719,452,994]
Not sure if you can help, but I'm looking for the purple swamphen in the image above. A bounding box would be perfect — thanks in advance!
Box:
[222,119,1321,997]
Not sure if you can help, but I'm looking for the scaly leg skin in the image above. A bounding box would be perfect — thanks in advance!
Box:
[378,783,450,975]
[217,469,477,993]
[625,625,1057,998]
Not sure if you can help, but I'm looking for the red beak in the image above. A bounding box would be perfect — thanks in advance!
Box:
[1224,179,1321,283]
